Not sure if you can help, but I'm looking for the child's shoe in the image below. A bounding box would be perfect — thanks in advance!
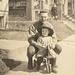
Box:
[55,65,58,68]
[52,67,57,73]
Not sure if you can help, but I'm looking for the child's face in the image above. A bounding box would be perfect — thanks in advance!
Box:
[41,28,49,37]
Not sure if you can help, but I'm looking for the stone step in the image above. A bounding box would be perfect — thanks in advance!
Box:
[62,14,75,31]
[7,21,33,31]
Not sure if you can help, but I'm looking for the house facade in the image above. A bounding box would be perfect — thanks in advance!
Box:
[0,0,8,28]
[0,0,72,28]
[9,0,55,21]
[68,0,75,15]
[8,0,70,21]
[9,0,32,21]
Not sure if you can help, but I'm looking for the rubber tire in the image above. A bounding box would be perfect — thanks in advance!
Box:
[34,60,37,68]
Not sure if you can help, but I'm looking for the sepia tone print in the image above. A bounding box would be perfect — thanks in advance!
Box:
[0,0,75,75]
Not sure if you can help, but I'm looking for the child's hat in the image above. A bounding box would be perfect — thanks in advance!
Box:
[38,21,54,36]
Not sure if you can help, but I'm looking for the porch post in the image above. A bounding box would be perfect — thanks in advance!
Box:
[72,0,75,14]
[32,0,35,22]
[64,0,68,15]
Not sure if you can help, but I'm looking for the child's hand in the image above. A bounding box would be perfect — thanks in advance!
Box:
[50,44,55,49]
[47,45,51,50]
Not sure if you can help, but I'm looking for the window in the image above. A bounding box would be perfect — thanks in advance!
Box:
[45,0,48,4]
[41,1,43,9]
[54,0,57,3]
[9,0,26,17]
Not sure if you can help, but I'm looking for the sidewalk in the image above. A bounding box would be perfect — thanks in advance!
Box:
[57,34,75,75]
[0,39,29,61]
[0,34,75,75]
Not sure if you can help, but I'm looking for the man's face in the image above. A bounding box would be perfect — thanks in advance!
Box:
[42,28,49,37]
[42,16,48,21]
[54,4,56,7]
[40,13,48,21]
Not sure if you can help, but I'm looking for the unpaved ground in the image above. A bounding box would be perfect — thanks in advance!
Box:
[3,34,75,75]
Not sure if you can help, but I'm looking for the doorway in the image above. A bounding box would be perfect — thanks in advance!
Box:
[0,16,4,28]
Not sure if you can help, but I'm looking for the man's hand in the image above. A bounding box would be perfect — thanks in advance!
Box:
[31,40,36,44]
[51,43,55,49]
[31,40,45,50]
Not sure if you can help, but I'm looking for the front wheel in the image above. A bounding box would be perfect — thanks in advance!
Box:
[34,60,37,68]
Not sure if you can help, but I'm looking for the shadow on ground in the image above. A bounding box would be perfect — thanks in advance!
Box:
[12,61,38,73]
[2,59,21,70]
[3,59,48,74]
[2,59,38,73]
[11,61,49,74]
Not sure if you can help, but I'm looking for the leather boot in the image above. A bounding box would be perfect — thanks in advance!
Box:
[52,67,57,73]
[28,58,33,69]
[51,58,57,73]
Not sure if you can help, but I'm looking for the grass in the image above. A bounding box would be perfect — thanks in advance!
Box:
[0,30,29,41]
[0,20,75,41]
[50,20,75,41]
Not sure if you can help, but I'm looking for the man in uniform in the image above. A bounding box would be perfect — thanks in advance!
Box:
[27,11,62,73]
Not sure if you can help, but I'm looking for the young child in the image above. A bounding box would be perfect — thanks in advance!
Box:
[51,4,58,20]
[36,21,57,73]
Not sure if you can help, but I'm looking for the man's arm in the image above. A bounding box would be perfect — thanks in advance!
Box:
[29,24,38,36]
[29,21,41,36]
[28,33,41,45]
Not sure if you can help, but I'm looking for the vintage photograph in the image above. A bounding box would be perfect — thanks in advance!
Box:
[0,0,75,75]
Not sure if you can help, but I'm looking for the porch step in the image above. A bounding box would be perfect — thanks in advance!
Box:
[0,39,29,61]
[62,14,75,31]
[7,21,33,31]
[50,20,75,41]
